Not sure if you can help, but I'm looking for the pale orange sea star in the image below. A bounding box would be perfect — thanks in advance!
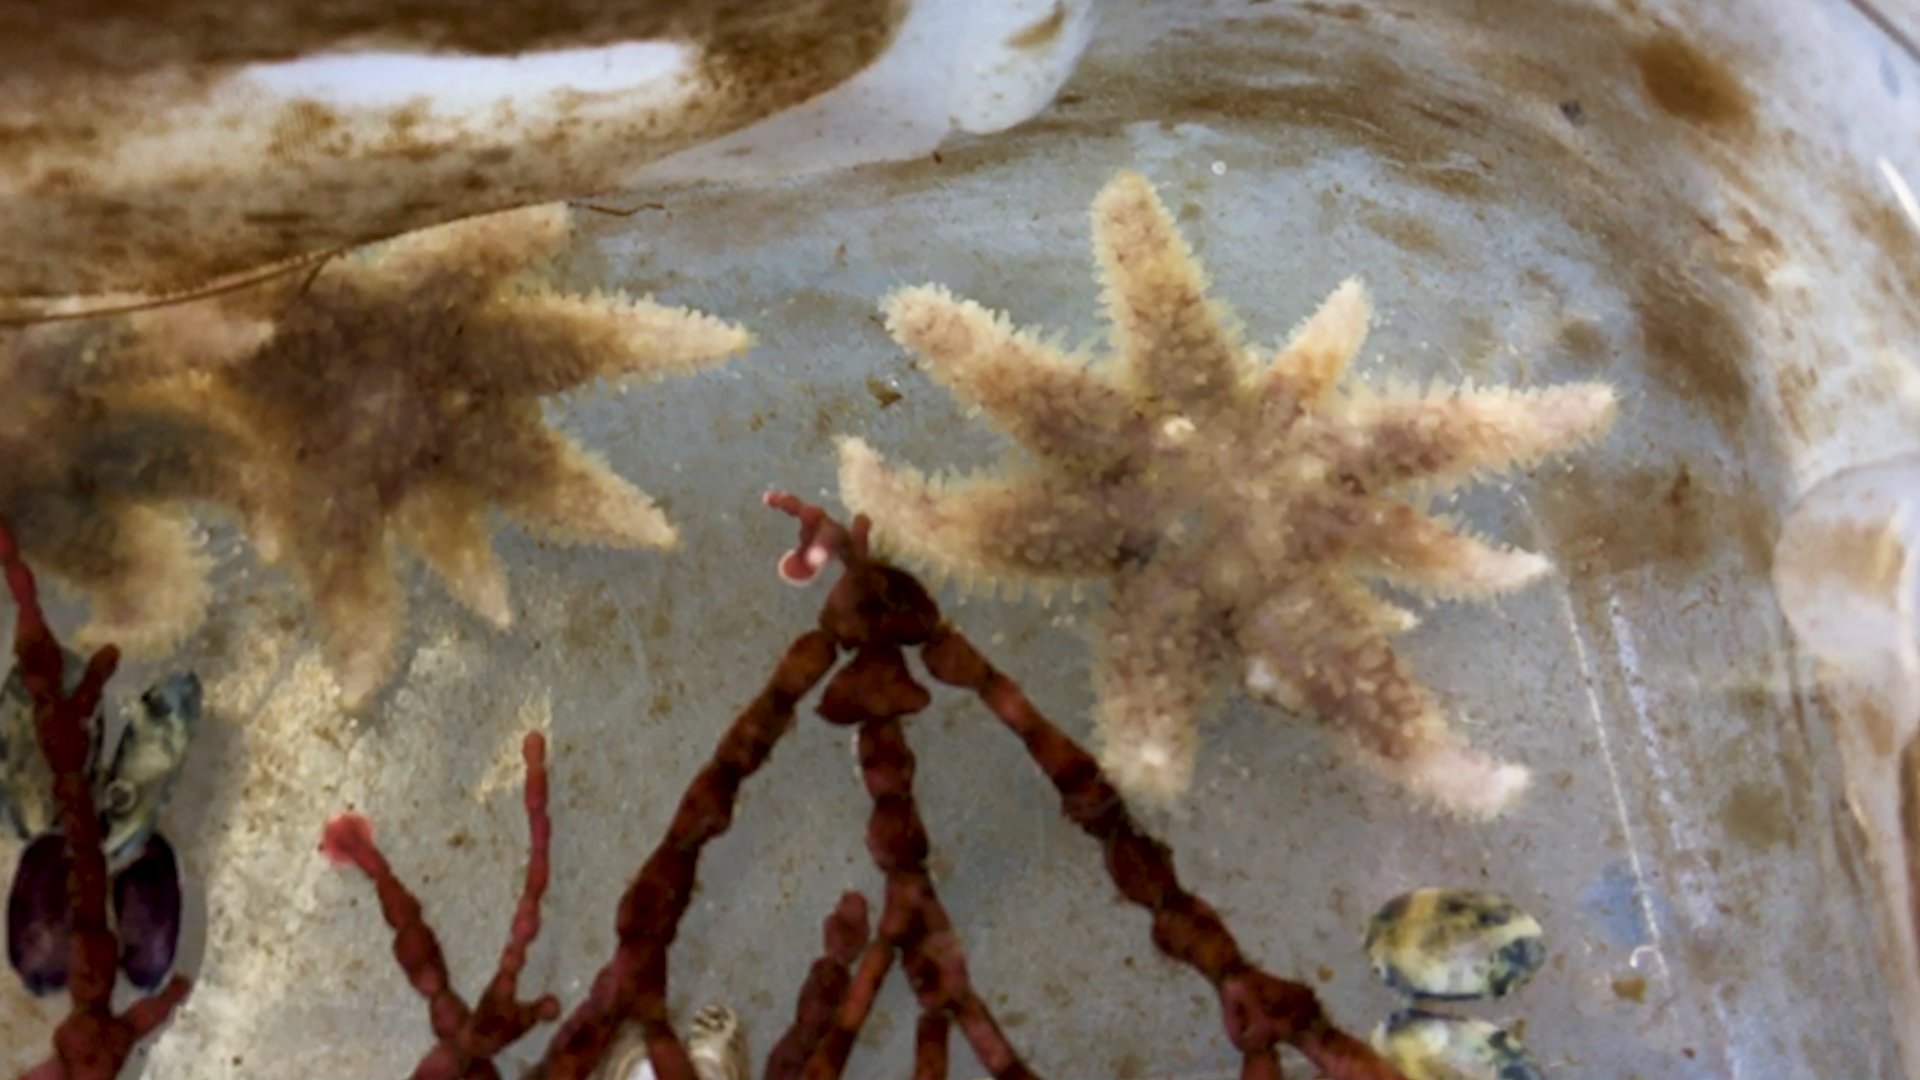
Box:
[838,170,1617,817]
[172,204,752,708]
[0,304,272,654]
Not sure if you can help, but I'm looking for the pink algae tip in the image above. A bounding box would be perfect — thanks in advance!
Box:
[764,490,837,586]
[320,814,378,869]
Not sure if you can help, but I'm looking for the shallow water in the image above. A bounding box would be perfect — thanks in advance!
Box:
[3,1,1918,1077]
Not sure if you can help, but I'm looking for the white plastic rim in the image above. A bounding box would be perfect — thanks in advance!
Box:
[1775,451,1920,721]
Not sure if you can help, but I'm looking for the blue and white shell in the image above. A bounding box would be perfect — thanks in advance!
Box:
[1365,888,1546,1001]
[1371,1008,1545,1080]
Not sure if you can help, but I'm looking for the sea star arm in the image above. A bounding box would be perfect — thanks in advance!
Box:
[367,204,574,304]
[284,508,405,709]
[882,285,1141,470]
[3,302,271,393]
[1335,383,1618,491]
[0,312,262,655]
[837,438,1126,590]
[472,289,752,397]
[1091,170,1247,413]
[97,305,276,381]
[395,485,514,630]
[1090,557,1232,805]
[1232,577,1530,819]
[1339,502,1552,597]
[1249,278,1370,412]
[24,501,211,655]
[486,425,679,551]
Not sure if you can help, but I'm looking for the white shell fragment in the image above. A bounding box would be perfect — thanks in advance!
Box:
[1364,888,1546,1001]
[1371,1009,1545,1080]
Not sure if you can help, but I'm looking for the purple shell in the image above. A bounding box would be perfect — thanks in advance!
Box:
[111,833,181,991]
[7,833,73,996]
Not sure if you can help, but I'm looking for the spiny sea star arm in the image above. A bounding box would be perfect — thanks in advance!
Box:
[20,501,211,655]
[1090,557,1232,806]
[1091,170,1247,413]
[394,485,514,630]
[364,204,574,303]
[285,509,405,709]
[99,304,276,381]
[1340,502,1552,597]
[486,425,679,551]
[837,437,1125,588]
[3,301,272,391]
[883,284,1141,470]
[1335,383,1618,491]
[1232,577,1530,819]
[472,289,752,397]
[1249,278,1369,412]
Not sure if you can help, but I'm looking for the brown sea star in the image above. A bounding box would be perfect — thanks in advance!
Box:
[0,305,272,655]
[174,204,752,708]
[837,170,1617,817]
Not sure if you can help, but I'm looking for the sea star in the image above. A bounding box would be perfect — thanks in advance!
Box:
[837,170,1617,817]
[0,305,272,654]
[175,204,752,708]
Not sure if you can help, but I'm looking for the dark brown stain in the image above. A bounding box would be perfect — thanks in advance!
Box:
[1631,31,1755,132]
[560,594,622,654]
[1772,362,1826,443]
[0,0,889,75]
[1722,780,1795,851]
[1006,1,1068,50]
[1356,204,1447,256]
[1553,317,1609,368]
[241,210,314,227]
[267,99,346,160]
[1843,183,1920,337]
[1611,974,1648,1002]
[1628,263,1753,439]
[0,0,908,302]
[1542,461,1777,577]
[864,375,903,408]
[1001,23,1505,203]
[1301,0,1369,20]
[648,679,676,720]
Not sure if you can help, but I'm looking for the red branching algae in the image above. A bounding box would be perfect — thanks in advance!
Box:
[532,627,840,1080]
[0,517,192,1080]
[763,892,881,1080]
[918,626,1392,1080]
[320,495,1400,1080]
[319,730,559,1079]
[763,491,850,587]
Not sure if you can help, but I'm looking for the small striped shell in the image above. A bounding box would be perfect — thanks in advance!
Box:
[596,1003,747,1080]
[99,672,201,871]
[1364,888,1545,1001]
[686,1003,748,1080]
[1371,1009,1544,1080]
